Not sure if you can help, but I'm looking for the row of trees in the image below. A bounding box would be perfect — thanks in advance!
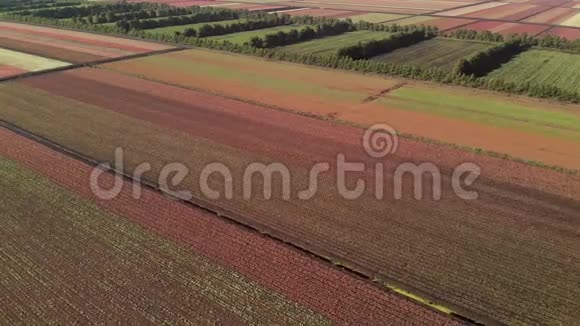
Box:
[445,28,580,53]
[249,21,352,48]
[178,16,291,38]
[337,29,435,60]
[0,0,54,9]
[452,40,527,77]
[117,9,239,32]
[1,1,80,12]
[15,2,161,19]
[83,6,238,25]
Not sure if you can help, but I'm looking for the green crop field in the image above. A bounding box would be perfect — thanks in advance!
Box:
[372,38,493,72]
[486,49,580,93]
[379,86,580,141]
[207,24,309,44]
[277,30,392,56]
[146,18,247,35]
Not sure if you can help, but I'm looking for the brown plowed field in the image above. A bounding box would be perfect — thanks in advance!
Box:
[0,127,458,325]
[1,69,579,325]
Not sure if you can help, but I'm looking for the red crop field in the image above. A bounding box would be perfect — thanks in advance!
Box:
[560,0,580,7]
[0,64,27,78]
[540,26,580,39]
[455,20,551,35]
[127,0,226,5]
[460,4,551,20]
[283,8,359,17]
[0,22,172,63]
[0,127,460,325]
[1,67,579,325]
[393,16,476,31]
[216,3,289,11]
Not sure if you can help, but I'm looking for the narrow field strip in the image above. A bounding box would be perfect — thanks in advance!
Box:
[0,126,460,326]
[0,47,70,72]
[0,21,174,63]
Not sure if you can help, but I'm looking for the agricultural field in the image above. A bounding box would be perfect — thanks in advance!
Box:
[384,15,477,31]
[145,18,247,35]
[455,20,552,36]
[0,21,172,63]
[344,12,409,23]
[372,38,492,72]
[280,8,358,18]
[277,30,393,55]
[457,3,550,20]
[1,1,580,325]
[0,127,458,324]
[1,67,579,325]
[206,24,309,44]
[102,48,580,169]
[274,0,466,14]
[540,26,580,40]
[0,48,69,78]
[523,7,580,26]
[486,49,580,93]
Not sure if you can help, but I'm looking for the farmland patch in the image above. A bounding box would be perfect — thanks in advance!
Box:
[345,12,409,23]
[371,38,492,72]
[277,30,392,56]
[144,18,247,35]
[206,24,310,44]
[486,49,580,93]
[0,47,70,73]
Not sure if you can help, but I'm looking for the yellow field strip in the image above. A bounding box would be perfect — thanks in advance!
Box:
[561,13,580,27]
[0,48,70,72]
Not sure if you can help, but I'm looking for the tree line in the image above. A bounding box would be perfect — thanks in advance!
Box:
[452,39,528,77]
[13,2,161,19]
[3,5,578,103]
[178,16,291,38]
[445,28,580,53]
[1,1,80,12]
[83,6,238,26]
[116,9,239,32]
[337,29,435,60]
[249,21,352,48]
